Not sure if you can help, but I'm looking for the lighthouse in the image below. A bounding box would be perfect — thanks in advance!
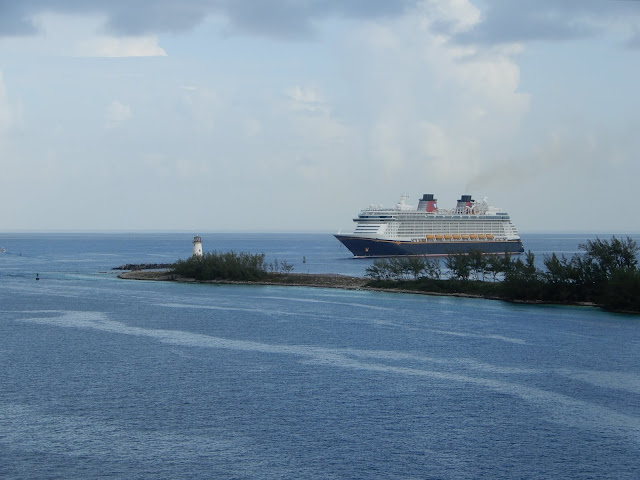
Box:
[192,235,203,257]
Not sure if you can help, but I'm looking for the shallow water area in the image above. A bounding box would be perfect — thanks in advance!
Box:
[1,232,640,478]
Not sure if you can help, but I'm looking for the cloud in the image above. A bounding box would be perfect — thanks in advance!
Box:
[105,101,132,129]
[627,29,640,50]
[0,71,22,140]
[180,86,220,132]
[2,1,638,232]
[0,3,38,36]
[0,0,416,38]
[0,72,11,133]
[0,12,167,57]
[3,0,640,48]
[243,118,262,137]
[285,86,330,115]
[452,0,640,46]
[336,0,530,194]
[74,34,167,57]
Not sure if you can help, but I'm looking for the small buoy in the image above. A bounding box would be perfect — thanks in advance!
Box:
[36,273,39,281]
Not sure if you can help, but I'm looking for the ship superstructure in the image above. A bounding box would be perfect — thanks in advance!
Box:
[335,193,524,257]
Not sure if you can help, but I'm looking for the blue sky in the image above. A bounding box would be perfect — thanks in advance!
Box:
[1,0,639,232]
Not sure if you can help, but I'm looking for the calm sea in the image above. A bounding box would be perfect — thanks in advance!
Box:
[1,232,639,479]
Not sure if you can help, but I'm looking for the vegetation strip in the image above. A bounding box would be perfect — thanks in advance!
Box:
[364,236,640,314]
[117,236,640,314]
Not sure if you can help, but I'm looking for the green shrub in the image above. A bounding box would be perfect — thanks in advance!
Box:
[172,251,268,281]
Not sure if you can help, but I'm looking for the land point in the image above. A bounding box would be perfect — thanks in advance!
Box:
[115,268,591,306]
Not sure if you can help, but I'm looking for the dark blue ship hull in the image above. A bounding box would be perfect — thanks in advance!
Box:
[335,235,524,257]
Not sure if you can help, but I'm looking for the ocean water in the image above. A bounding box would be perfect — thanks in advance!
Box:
[1,232,640,479]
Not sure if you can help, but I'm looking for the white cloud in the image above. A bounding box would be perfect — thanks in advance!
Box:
[1,13,166,58]
[282,86,353,153]
[285,86,331,115]
[335,0,530,199]
[244,118,262,137]
[421,0,482,34]
[369,118,406,173]
[0,71,23,154]
[105,101,132,129]
[419,121,477,176]
[74,35,167,58]
[0,71,11,134]
[181,86,219,132]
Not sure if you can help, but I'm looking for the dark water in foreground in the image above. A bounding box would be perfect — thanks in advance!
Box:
[1,233,639,479]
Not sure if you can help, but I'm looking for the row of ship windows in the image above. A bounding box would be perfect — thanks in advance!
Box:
[391,223,508,231]
[422,215,510,220]
[360,214,511,220]
[357,228,516,234]
[356,224,518,236]
[394,231,508,237]
[357,219,511,227]
[388,220,510,225]
[393,229,507,236]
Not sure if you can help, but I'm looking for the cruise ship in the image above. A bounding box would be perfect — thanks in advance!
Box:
[335,193,524,257]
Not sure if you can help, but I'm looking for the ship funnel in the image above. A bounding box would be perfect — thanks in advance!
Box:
[417,193,438,213]
[457,195,474,213]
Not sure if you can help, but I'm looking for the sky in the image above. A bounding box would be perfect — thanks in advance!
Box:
[1,0,639,233]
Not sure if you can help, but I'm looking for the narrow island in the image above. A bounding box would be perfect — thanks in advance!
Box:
[117,236,640,315]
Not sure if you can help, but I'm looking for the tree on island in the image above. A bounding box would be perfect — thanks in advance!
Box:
[279,260,295,274]
[172,251,268,281]
[365,236,640,313]
[171,251,297,281]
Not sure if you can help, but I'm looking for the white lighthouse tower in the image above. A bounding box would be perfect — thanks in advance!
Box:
[192,235,203,257]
